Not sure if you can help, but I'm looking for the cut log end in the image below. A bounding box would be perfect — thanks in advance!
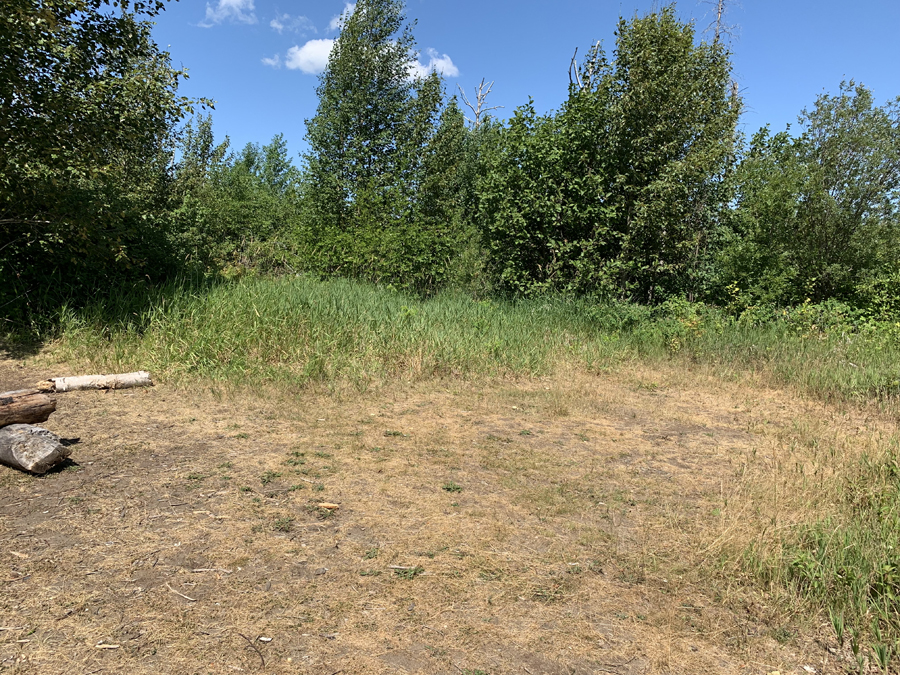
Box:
[0,425,70,474]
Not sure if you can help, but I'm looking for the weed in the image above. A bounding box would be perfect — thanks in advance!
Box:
[313,483,325,492]
[239,486,252,492]
[359,569,382,577]
[186,472,205,481]
[393,566,424,579]
[217,462,233,469]
[364,547,379,560]
[288,484,304,491]
[272,517,294,532]
[442,481,462,493]
[260,470,281,485]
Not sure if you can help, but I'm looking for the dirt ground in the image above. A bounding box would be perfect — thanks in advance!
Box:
[0,356,872,674]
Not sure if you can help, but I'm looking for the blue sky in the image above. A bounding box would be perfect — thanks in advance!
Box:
[150,0,900,160]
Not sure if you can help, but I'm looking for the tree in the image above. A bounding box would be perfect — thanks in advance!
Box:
[0,0,198,321]
[721,82,900,307]
[480,5,739,300]
[171,117,301,274]
[300,0,459,291]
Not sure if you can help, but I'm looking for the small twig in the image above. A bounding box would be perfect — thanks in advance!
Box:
[236,632,265,668]
[388,565,418,570]
[191,568,232,574]
[165,582,197,602]
[0,627,26,631]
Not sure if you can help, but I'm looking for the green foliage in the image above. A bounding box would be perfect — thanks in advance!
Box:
[720,82,900,309]
[480,5,739,301]
[171,116,301,275]
[0,0,198,323]
[299,0,472,293]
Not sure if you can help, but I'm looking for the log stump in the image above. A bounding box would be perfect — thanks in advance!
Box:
[0,424,70,474]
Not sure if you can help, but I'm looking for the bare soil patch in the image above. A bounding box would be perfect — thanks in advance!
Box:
[0,358,867,673]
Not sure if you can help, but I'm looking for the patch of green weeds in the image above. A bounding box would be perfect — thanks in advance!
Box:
[272,516,294,532]
[393,566,424,579]
[359,569,382,577]
[260,470,281,485]
[442,481,463,493]
[364,547,380,560]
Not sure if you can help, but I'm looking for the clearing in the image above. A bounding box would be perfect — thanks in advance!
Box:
[0,356,875,674]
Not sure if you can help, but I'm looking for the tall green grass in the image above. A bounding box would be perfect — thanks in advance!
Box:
[48,275,632,386]
[43,275,900,403]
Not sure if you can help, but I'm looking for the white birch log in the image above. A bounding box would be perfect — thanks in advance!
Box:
[0,425,70,474]
[0,389,56,427]
[36,371,153,393]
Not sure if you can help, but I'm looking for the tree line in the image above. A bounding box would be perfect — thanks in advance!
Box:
[2,0,899,327]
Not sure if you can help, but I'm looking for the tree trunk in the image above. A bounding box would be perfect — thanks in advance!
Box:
[0,389,56,427]
[0,424,70,474]
[37,371,153,393]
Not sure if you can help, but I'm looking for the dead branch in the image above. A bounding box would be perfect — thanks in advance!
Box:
[457,78,503,128]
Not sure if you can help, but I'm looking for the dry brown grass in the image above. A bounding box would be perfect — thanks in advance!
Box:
[0,357,890,674]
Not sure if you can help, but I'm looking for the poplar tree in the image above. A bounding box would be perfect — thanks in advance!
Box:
[301,0,452,291]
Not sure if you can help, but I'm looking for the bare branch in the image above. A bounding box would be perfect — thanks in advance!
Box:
[568,47,583,91]
[702,0,740,44]
[458,78,503,129]
[0,219,52,227]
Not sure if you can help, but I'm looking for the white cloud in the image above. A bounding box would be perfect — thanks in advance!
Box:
[408,48,459,79]
[270,13,315,34]
[328,3,356,31]
[200,0,257,27]
[285,39,335,74]
[262,54,282,68]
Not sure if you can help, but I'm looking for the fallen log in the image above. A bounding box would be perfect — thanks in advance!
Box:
[36,371,153,393]
[0,389,56,427]
[0,424,70,474]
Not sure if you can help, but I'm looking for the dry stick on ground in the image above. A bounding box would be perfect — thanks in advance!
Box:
[0,389,56,427]
[164,582,197,602]
[0,424,69,474]
[236,632,265,668]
